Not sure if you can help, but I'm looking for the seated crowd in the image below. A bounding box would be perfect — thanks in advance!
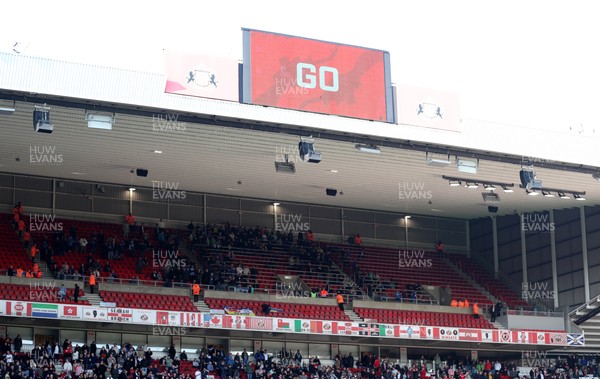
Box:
[1,333,599,379]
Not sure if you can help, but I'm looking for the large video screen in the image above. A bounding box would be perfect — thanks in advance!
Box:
[242,29,394,123]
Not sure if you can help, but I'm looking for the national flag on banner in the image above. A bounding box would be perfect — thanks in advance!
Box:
[62,305,79,319]
[481,330,494,342]
[294,319,311,333]
[513,331,529,344]
[311,320,323,334]
[156,311,170,325]
[357,323,379,336]
[549,333,567,346]
[567,334,584,346]
[380,324,399,337]
[32,303,58,318]
[107,308,133,322]
[333,321,360,335]
[6,301,32,317]
[498,330,511,343]
[458,329,481,342]
[203,314,222,328]
[276,318,291,331]
[245,317,273,331]
[322,321,333,334]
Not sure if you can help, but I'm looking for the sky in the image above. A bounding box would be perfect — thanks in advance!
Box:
[1,0,599,136]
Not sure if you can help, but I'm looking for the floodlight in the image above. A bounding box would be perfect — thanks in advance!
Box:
[33,105,53,133]
[87,113,113,130]
[355,144,380,154]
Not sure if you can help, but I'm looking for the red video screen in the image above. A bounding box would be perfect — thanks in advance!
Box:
[243,29,392,122]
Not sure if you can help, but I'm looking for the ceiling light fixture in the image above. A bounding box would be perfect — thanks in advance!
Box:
[574,194,586,201]
[442,176,514,193]
[542,191,555,198]
[355,143,381,154]
[86,113,113,130]
[526,189,539,196]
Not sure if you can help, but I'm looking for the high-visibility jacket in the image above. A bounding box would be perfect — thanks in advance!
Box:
[473,303,479,315]
[320,289,328,297]
[192,284,201,295]
[336,294,344,304]
[450,299,458,307]
[18,220,25,231]
[464,299,469,308]
[16,268,23,277]
[31,246,38,258]
[458,300,465,308]
[89,274,96,286]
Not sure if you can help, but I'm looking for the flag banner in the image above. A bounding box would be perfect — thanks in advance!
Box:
[82,306,107,320]
[132,309,154,324]
[567,334,584,346]
[481,330,494,342]
[459,329,481,342]
[107,308,133,322]
[548,333,567,346]
[156,311,170,325]
[32,303,58,318]
[294,319,311,333]
[513,331,529,344]
[0,299,583,347]
[61,304,80,319]
[422,326,435,339]
[180,312,201,327]
[203,313,222,328]
[245,317,273,331]
[6,301,32,317]
[224,307,256,316]
[438,327,459,340]
[322,321,334,334]
[357,323,380,336]
[274,318,292,332]
[269,307,284,314]
[498,330,512,343]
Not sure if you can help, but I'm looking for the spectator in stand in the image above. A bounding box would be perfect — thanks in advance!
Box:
[78,236,88,253]
[30,243,39,263]
[354,234,362,245]
[436,240,444,256]
[192,281,201,302]
[450,299,458,307]
[473,303,480,319]
[58,284,67,302]
[320,288,328,298]
[336,293,345,311]
[89,272,96,294]
[123,212,135,237]
[73,284,80,303]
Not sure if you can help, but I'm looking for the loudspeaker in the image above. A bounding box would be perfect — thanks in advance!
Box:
[326,188,337,196]
[136,169,149,177]
[488,206,498,213]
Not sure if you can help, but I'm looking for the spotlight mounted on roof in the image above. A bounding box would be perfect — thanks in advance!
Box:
[274,154,296,174]
[355,144,381,154]
[33,104,53,133]
[298,136,321,163]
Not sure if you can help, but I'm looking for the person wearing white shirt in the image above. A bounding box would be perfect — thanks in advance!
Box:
[195,369,202,379]
[6,351,13,363]
[63,359,73,374]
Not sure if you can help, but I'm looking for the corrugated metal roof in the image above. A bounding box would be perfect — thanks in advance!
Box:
[0,51,598,167]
